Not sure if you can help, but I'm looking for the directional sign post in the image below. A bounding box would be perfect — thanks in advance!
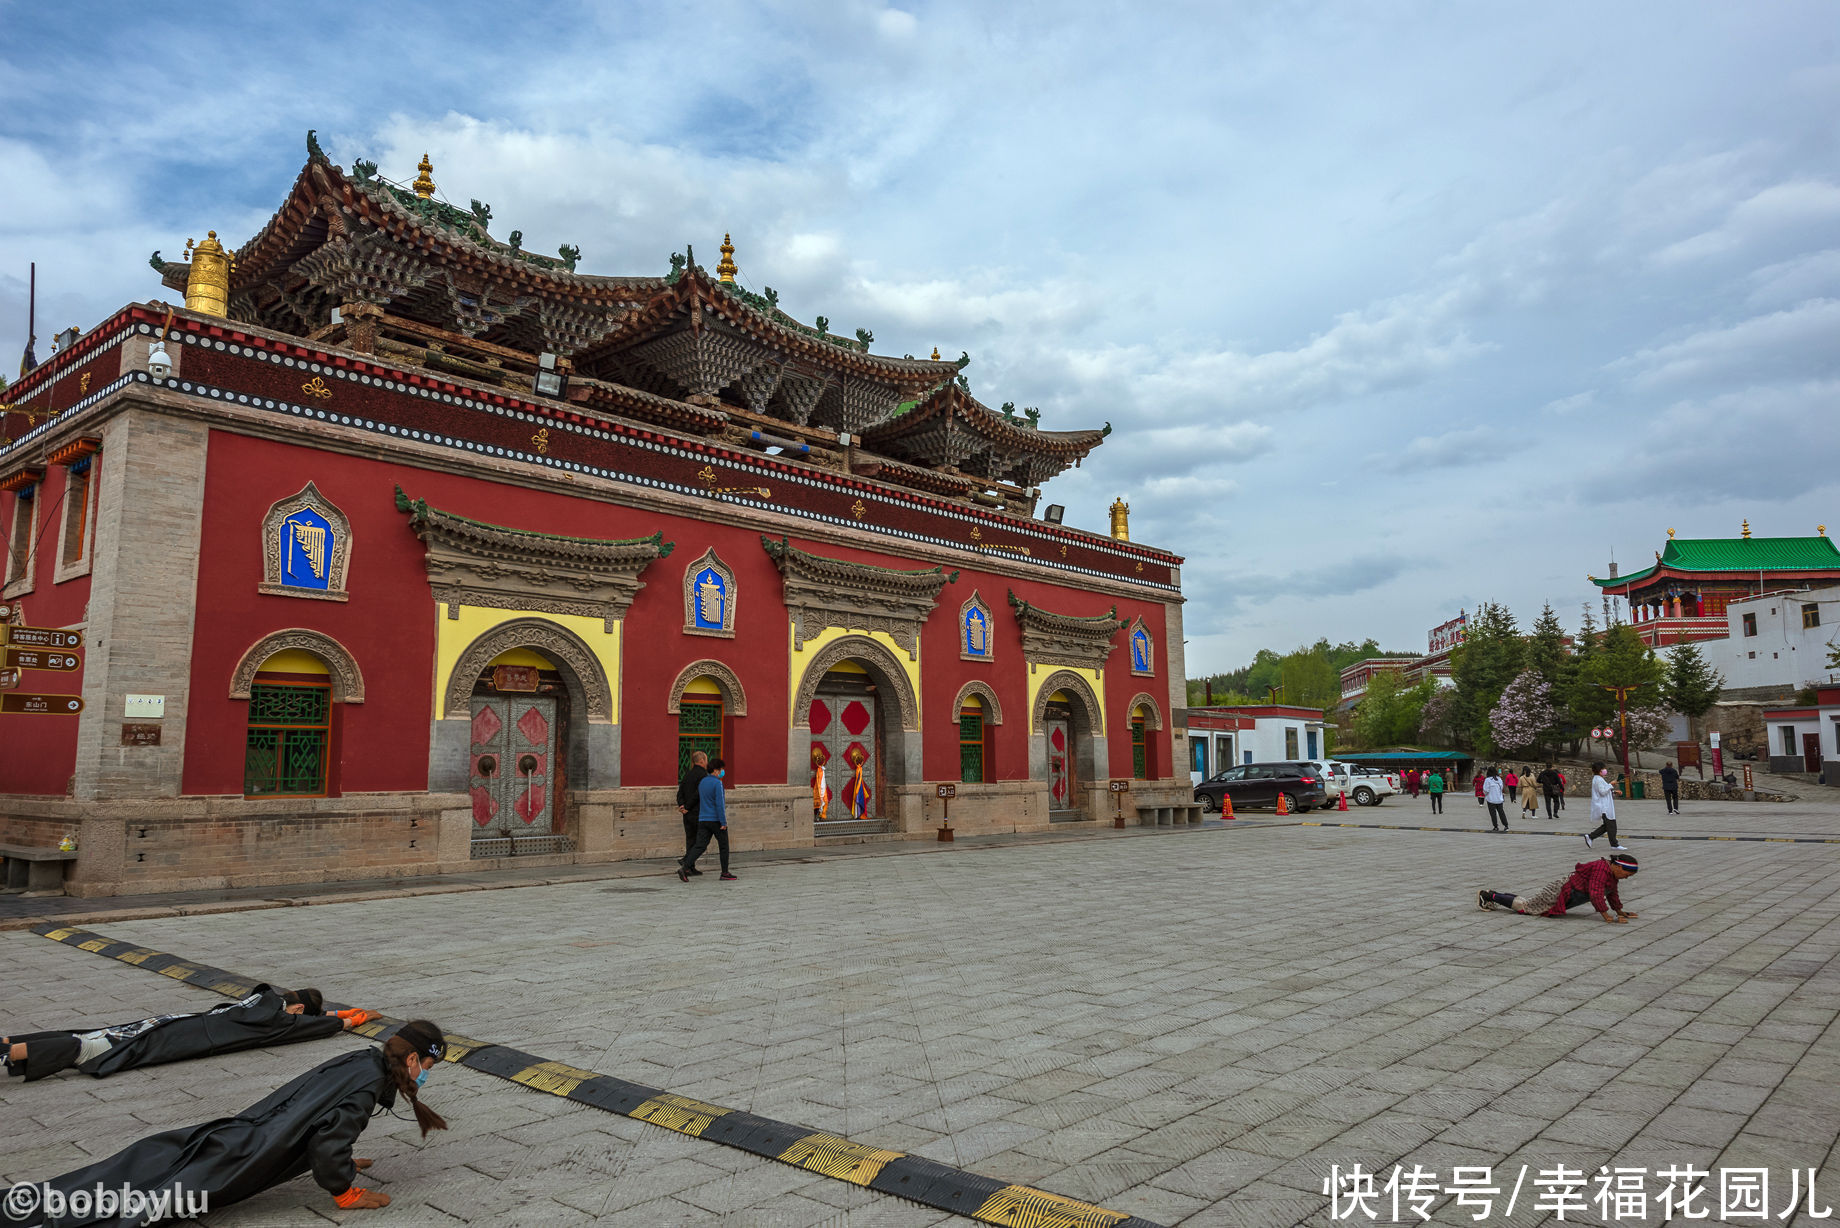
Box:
[935,782,955,841]
[4,647,81,671]
[1,693,84,715]
[0,625,83,650]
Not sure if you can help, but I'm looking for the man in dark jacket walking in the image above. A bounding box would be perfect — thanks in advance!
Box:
[1537,764,1563,820]
[679,758,735,881]
[1660,761,1681,814]
[676,751,709,875]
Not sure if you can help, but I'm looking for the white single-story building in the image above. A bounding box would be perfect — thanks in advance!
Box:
[1187,705,1330,783]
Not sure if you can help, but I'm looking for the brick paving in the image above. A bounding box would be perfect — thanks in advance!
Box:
[3,794,1838,1225]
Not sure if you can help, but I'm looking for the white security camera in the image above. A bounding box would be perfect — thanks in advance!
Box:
[146,342,172,380]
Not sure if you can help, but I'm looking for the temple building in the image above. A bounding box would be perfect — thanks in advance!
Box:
[1591,524,1840,648]
[0,139,1188,896]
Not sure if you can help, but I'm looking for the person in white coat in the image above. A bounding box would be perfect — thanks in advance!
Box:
[1585,761,1627,850]
[1483,768,1509,832]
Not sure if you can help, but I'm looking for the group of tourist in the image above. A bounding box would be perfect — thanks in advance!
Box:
[7,986,447,1221]
[1470,763,1568,829]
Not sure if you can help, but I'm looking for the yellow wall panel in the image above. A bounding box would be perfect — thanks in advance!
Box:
[434,606,621,722]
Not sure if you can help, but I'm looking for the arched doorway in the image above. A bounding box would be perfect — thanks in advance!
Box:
[790,635,920,825]
[467,646,566,849]
[1031,671,1105,818]
[434,617,615,857]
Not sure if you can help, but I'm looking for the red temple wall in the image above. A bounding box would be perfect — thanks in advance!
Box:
[180,431,1171,796]
[0,467,92,796]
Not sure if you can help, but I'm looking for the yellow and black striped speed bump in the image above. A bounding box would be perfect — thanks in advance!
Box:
[32,924,1161,1228]
[1298,821,1840,844]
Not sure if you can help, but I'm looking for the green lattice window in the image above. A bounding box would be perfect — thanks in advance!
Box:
[1131,717,1147,781]
[959,707,984,783]
[244,683,331,797]
[678,697,724,778]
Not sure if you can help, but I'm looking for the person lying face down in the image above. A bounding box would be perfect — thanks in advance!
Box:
[20,1020,448,1223]
[1478,854,1640,922]
[4,985,374,1082]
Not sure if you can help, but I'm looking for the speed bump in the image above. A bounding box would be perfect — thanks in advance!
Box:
[32,923,1164,1228]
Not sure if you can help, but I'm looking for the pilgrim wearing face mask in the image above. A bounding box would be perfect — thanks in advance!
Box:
[18,1020,448,1224]
[4,985,372,1082]
[678,756,737,882]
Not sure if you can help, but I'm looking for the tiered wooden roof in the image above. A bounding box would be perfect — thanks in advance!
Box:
[152,136,1107,504]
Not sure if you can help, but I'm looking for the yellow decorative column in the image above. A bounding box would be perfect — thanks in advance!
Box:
[1109,498,1130,541]
[182,231,232,318]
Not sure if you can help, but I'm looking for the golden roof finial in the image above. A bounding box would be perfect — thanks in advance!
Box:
[931,347,941,361]
[413,153,436,200]
[1741,518,1751,539]
[1109,497,1131,542]
[1820,524,1828,537]
[1666,527,1676,538]
[717,233,737,283]
[182,230,232,318]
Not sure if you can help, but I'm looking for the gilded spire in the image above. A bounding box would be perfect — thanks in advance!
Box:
[1109,497,1131,542]
[413,153,436,200]
[717,233,737,283]
[1820,524,1828,537]
[931,347,941,361]
[1666,527,1675,538]
[1741,519,1752,539]
[182,231,232,318]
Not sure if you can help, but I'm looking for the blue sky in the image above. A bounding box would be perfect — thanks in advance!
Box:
[3,1,1837,674]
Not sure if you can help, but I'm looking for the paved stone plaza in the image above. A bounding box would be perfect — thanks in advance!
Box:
[4,796,1839,1226]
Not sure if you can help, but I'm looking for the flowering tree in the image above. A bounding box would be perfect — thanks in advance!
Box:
[1418,686,1458,744]
[1488,670,1560,755]
[1622,704,1673,750]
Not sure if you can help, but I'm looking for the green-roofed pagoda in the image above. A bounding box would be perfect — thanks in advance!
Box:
[1591,521,1840,646]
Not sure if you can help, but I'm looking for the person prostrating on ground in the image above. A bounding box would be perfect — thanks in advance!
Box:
[23,1020,448,1224]
[1478,853,1639,922]
[678,756,735,882]
[1585,761,1627,850]
[4,985,369,1083]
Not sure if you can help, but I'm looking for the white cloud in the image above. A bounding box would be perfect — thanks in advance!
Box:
[1615,298,1840,390]
[1404,425,1493,467]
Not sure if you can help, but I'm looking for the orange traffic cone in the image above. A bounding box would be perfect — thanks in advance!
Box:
[1337,789,1348,812]
[1275,792,1290,817]
[1222,793,1235,820]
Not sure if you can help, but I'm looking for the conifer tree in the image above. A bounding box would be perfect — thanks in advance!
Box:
[1664,641,1725,721]
[1450,601,1523,751]
[1526,603,1566,686]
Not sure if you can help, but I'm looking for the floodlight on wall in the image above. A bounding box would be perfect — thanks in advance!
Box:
[532,351,568,399]
[1043,504,1065,524]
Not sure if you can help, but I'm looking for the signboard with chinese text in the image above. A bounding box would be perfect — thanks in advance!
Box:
[2,693,84,715]
[0,625,82,650]
[1427,614,1467,655]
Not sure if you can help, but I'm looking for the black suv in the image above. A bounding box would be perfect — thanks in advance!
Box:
[1194,761,1330,814]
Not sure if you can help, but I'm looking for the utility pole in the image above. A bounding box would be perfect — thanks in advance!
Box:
[1602,683,1643,790]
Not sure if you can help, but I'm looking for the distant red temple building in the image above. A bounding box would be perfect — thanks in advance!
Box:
[0,140,1188,896]
[1592,524,1840,647]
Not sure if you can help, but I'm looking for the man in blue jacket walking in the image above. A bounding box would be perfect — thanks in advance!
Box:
[678,757,736,881]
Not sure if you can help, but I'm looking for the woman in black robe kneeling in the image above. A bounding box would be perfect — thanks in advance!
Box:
[21,1019,447,1226]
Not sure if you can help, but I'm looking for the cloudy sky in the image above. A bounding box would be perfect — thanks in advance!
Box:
[3,2,1836,674]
